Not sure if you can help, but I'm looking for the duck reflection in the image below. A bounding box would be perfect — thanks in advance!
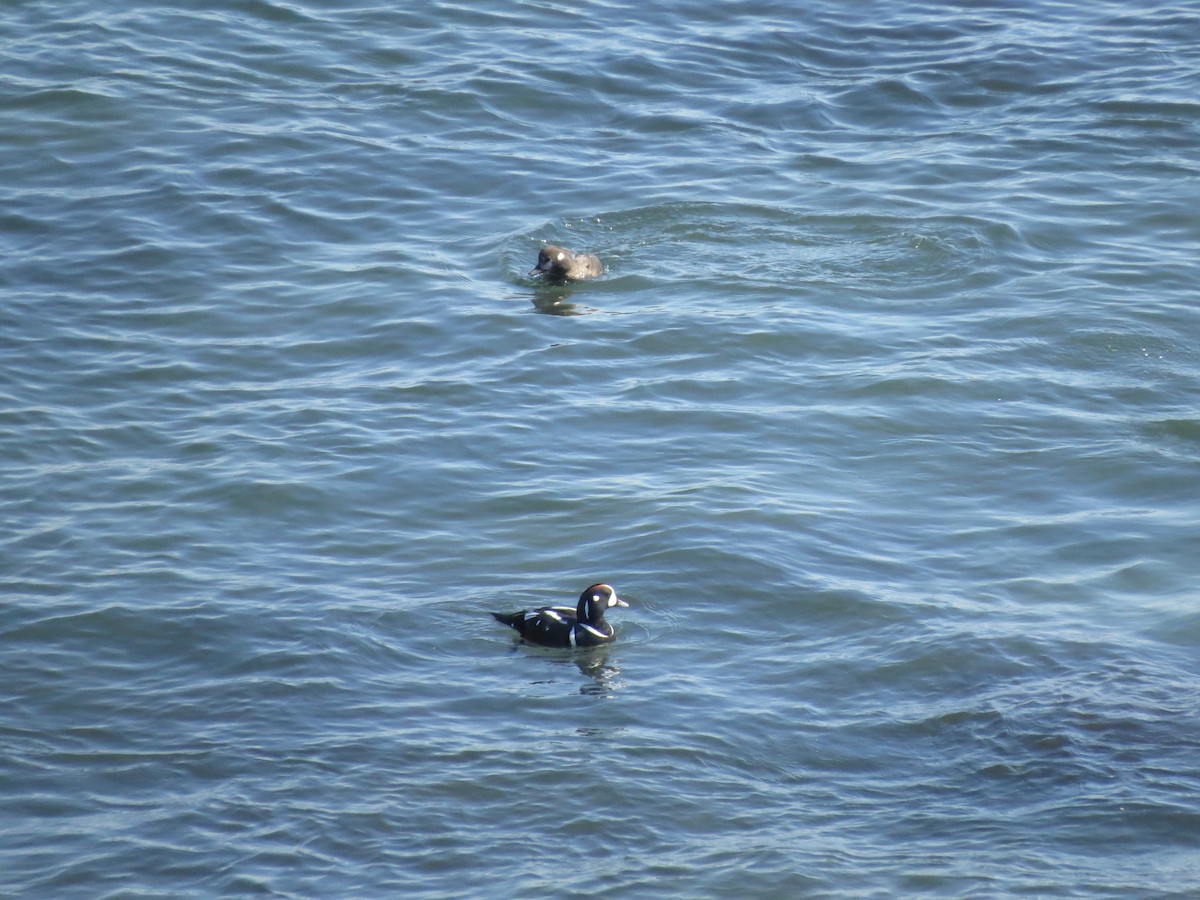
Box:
[575,645,620,697]
[529,286,592,316]
[523,646,620,695]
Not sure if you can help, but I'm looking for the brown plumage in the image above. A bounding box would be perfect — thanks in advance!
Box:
[529,245,603,282]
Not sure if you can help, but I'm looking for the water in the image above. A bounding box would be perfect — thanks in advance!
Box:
[2,1,1199,896]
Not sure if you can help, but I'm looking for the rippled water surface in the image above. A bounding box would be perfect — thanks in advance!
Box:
[3,1,1199,896]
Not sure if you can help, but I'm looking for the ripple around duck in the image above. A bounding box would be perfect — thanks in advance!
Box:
[510,201,1027,311]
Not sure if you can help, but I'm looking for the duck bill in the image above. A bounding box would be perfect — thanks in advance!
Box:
[612,595,629,607]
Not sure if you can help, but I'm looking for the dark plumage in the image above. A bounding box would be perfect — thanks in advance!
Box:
[529,245,603,282]
[491,583,628,648]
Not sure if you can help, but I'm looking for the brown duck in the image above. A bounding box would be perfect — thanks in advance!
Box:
[529,245,603,282]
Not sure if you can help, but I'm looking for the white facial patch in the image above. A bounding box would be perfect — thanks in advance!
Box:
[556,251,565,261]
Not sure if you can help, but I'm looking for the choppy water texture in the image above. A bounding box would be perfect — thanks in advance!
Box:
[3,1,1199,896]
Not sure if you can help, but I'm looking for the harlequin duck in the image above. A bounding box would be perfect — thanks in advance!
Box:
[529,245,603,282]
[491,583,627,648]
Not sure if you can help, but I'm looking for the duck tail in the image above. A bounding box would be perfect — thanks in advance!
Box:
[491,611,521,628]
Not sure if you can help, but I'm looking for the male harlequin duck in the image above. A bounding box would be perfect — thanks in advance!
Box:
[492,583,627,648]
[529,245,603,282]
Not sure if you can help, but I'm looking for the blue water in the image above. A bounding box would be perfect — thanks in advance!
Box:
[3,1,1199,896]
